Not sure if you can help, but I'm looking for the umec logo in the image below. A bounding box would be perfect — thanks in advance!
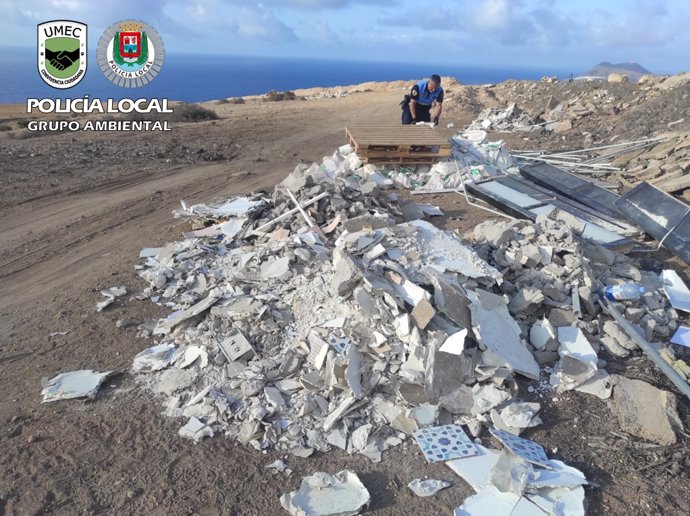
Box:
[37,20,87,89]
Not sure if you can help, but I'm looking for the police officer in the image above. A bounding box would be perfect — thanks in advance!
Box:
[402,74,444,126]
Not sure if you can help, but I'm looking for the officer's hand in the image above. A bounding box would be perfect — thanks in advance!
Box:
[433,116,440,126]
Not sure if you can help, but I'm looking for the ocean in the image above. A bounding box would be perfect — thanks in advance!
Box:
[0,48,570,104]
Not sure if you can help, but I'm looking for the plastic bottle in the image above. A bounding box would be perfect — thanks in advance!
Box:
[602,283,645,301]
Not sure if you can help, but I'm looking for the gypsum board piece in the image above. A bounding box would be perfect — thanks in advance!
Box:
[600,298,690,402]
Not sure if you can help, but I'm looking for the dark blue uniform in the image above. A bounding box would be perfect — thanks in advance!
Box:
[402,79,444,125]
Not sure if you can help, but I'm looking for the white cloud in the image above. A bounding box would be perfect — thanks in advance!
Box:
[473,0,514,30]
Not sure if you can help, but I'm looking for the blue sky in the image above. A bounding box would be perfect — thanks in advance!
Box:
[0,0,687,73]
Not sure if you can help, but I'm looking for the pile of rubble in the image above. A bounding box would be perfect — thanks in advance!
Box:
[600,132,690,196]
[467,103,537,133]
[90,138,688,512]
[456,72,690,145]
[515,132,690,199]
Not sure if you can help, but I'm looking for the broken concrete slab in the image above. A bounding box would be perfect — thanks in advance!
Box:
[610,375,682,445]
[41,370,112,403]
[280,470,370,516]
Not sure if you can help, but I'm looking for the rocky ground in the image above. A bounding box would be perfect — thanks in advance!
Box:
[1,75,690,515]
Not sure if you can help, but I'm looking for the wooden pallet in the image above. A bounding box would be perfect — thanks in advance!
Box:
[346,126,451,164]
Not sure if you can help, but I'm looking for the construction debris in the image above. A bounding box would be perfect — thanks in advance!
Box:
[119,138,690,513]
[467,103,537,133]
[610,376,682,445]
[96,286,127,311]
[280,470,370,516]
[41,370,112,403]
[407,478,452,497]
[448,436,587,516]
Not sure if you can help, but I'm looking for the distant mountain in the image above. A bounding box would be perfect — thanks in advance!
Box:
[585,62,653,81]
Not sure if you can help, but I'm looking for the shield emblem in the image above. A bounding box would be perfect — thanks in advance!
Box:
[119,31,141,59]
[37,20,87,89]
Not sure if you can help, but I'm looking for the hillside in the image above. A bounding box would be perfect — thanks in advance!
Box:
[586,61,652,81]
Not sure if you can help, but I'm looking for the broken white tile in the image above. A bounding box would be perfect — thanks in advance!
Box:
[326,424,348,450]
[96,286,127,311]
[408,403,439,427]
[178,417,214,442]
[280,470,370,516]
[454,487,545,516]
[527,459,587,490]
[527,486,585,516]
[407,478,452,497]
[132,343,178,372]
[439,329,468,355]
[41,370,112,403]
[446,444,501,491]
[471,384,511,415]
[175,345,209,369]
[661,270,690,313]
[493,402,542,433]
[467,289,540,380]
[557,327,597,366]
[671,326,690,348]
[490,449,533,496]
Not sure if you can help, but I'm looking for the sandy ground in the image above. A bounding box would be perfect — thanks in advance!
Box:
[1,90,689,515]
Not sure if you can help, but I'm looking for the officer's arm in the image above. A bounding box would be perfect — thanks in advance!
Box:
[435,90,444,119]
[409,85,420,120]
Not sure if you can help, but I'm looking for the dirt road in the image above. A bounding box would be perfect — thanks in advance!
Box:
[1,90,688,515]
